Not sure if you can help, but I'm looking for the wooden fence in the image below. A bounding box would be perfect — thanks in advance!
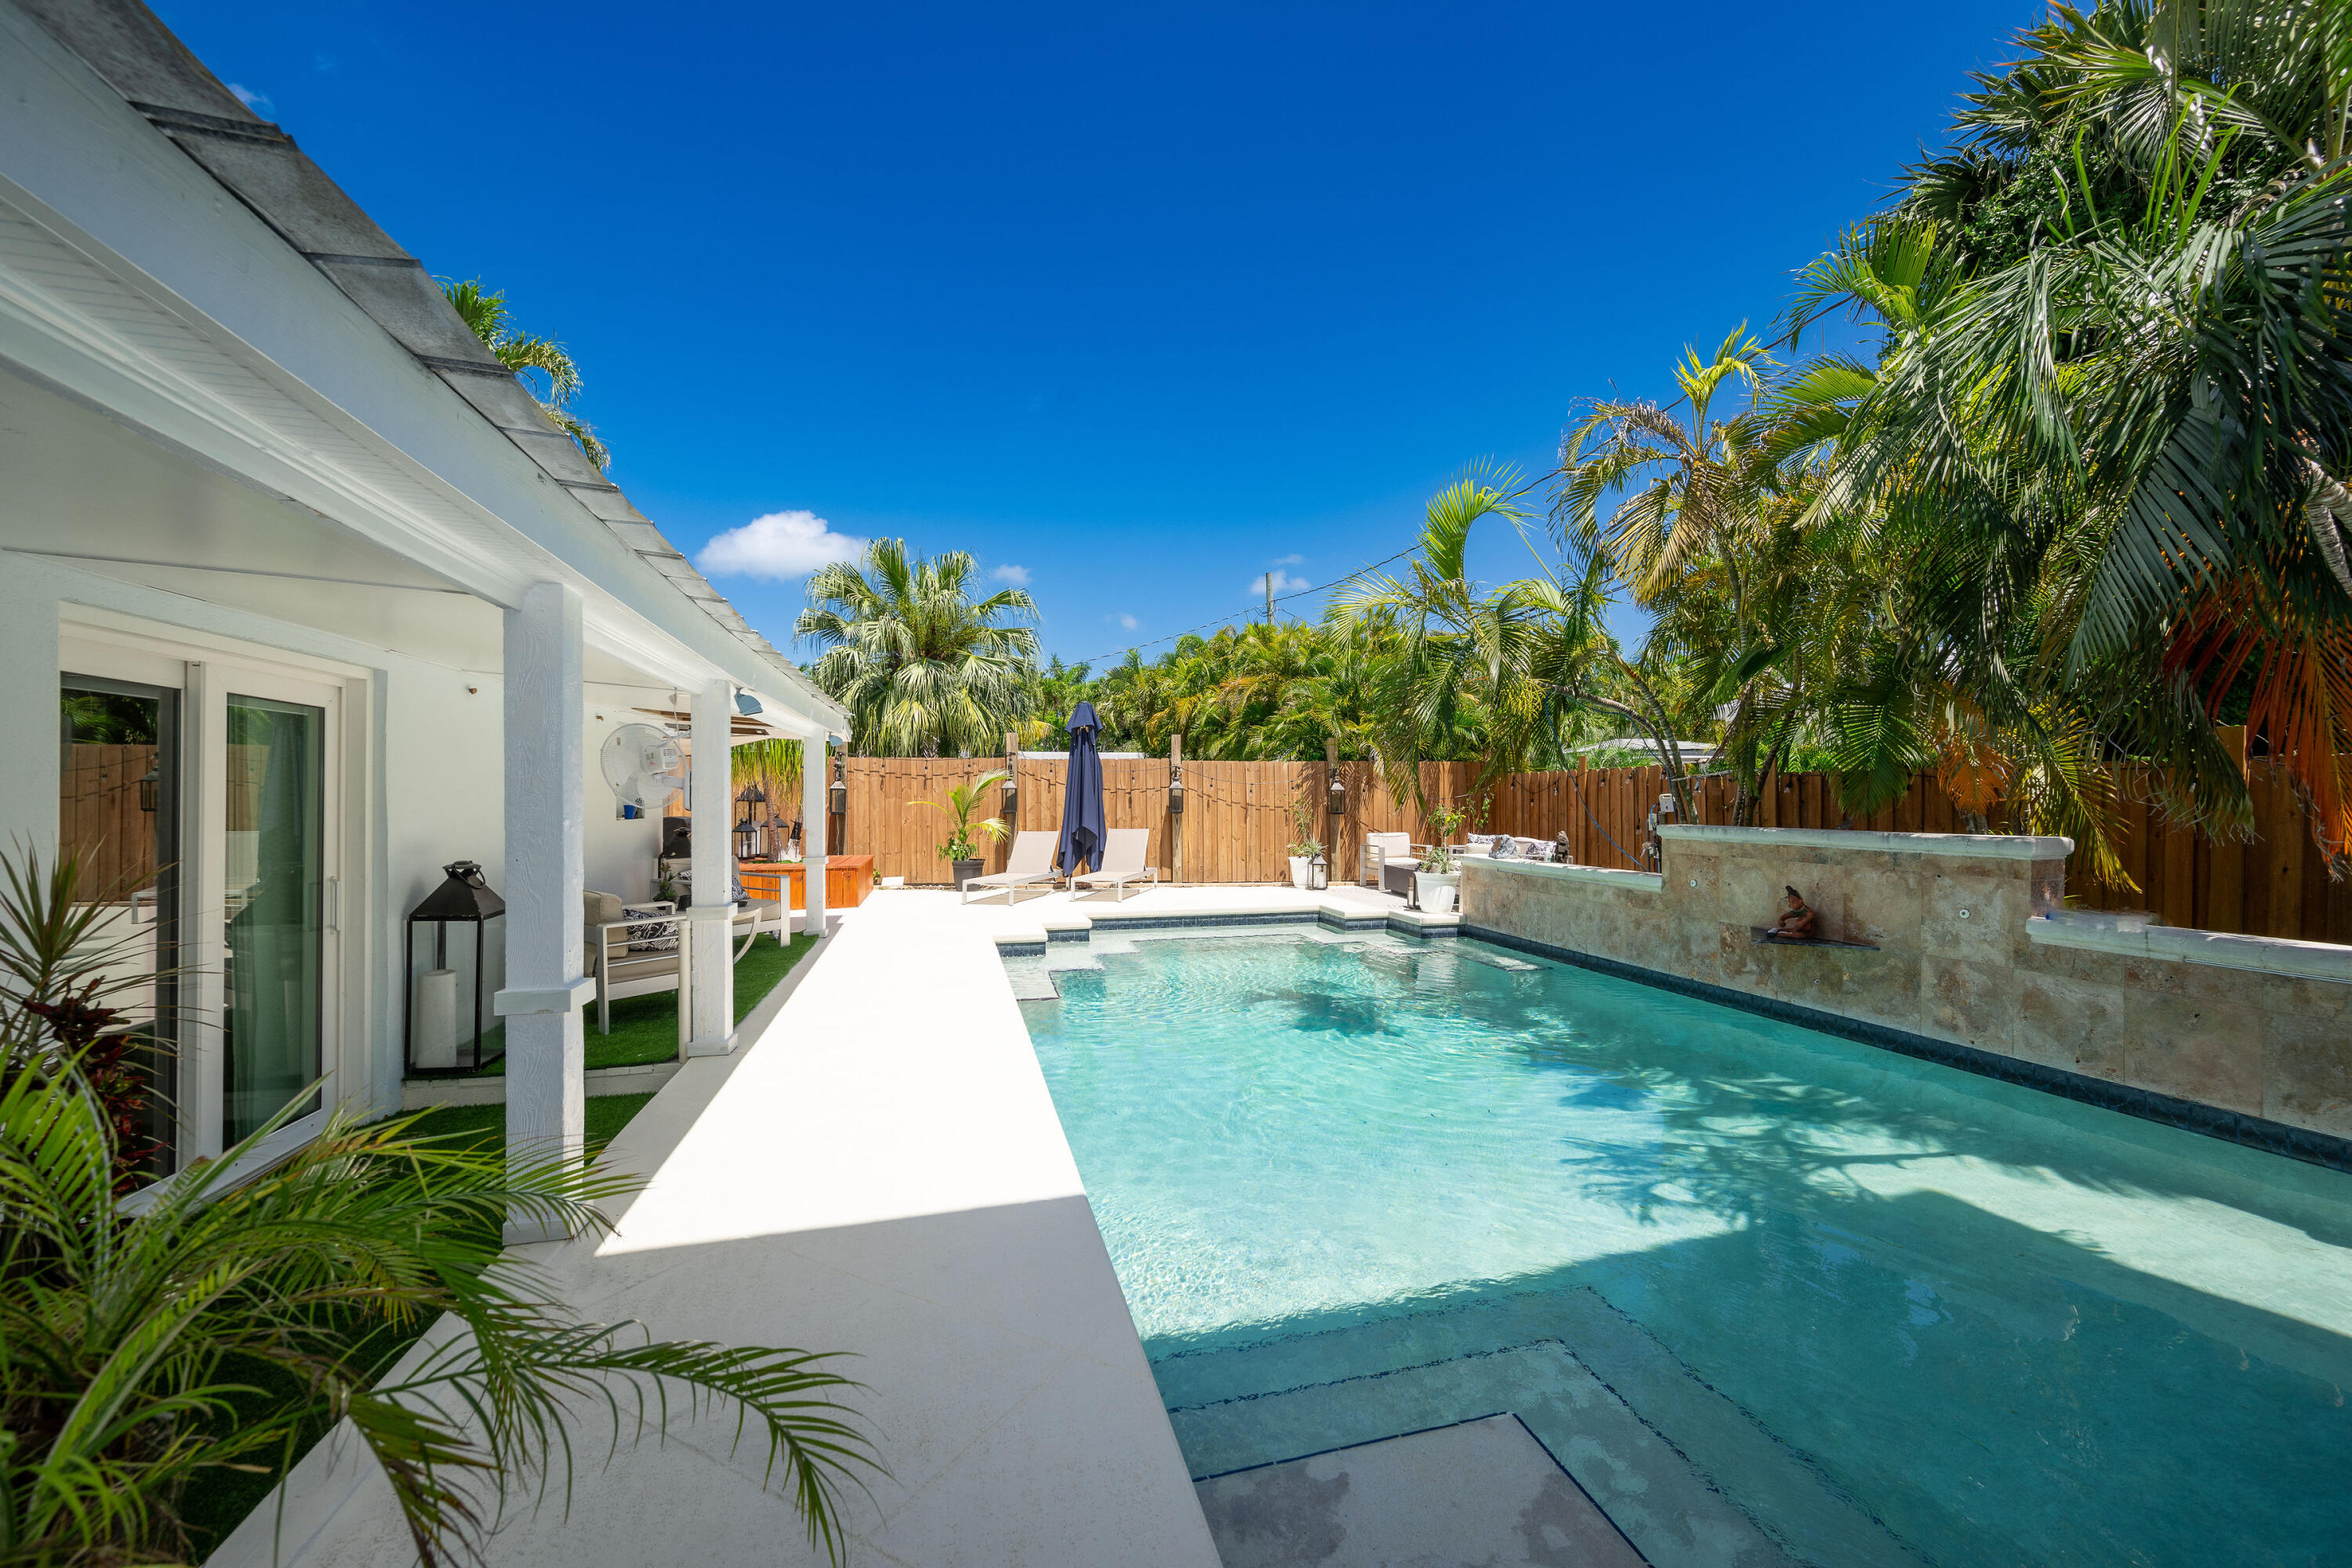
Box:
[834,752,2350,944]
[60,744,158,895]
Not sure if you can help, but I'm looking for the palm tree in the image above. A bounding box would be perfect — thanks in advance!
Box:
[442,279,608,471]
[0,848,874,1568]
[1807,0,2352,868]
[1337,468,1687,806]
[796,540,1041,757]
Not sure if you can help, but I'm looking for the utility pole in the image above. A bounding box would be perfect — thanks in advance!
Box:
[1264,571,1274,628]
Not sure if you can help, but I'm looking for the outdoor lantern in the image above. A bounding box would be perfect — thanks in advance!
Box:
[734,783,767,860]
[1002,772,1017,812]
[828,753,848,818]
[404,861,504,1076]
[136,764,159,813]
[1327,772,1348,817]
[1168,766,1185,816]
[1307,851,1329,891]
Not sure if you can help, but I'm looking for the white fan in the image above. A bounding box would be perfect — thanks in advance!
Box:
[600,723,688,811]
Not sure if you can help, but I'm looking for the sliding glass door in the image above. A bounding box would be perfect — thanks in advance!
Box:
[222,693,327,1145]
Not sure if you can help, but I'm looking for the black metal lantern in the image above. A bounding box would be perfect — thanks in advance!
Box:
[1307,851,1329,891]
[136,764,160,813]
[828,753,847,818]
[1002,772,1018,812]
[1168,765,1185,816]
[1327,772,1348,817]
[404,861,505,1076]
[734,783,768,859]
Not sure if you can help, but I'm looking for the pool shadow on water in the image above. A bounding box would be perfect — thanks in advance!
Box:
[1143,1185,2352,1568]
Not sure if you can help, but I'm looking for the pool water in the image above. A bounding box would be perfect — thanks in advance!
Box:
[1010,925,2352,1568]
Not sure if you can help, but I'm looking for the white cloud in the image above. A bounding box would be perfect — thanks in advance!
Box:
[696,510,866,581]
[1247,569,1312,598]
[991,564,1033,586]
[1112,612,1139,630]
[227,82,273,114]
[1271,553,1305,566]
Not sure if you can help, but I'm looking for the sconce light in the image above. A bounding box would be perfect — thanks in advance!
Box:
[1327,772,1348,817]
[1168,764,1185,816]
[136,764,160,814]
[1003,771,1018,812]
[827,753,847,818]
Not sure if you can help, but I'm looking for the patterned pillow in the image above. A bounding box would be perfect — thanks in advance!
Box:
[1517,837,1550,861]
[1489,835,1519,860]
[623,902,680,953]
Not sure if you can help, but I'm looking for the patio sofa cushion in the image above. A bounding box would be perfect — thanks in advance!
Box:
[584,890,626,956]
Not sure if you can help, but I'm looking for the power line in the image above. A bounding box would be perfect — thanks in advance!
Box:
[1057,468,1552,672]
[1062,541,1422,671]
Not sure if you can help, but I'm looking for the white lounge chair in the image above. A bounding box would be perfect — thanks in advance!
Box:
[1071,827,1160,901]
[960,830,1061,904]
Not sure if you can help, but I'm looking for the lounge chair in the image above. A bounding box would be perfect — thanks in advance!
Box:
[960,830,1061,905]
[1071,827,1160,901]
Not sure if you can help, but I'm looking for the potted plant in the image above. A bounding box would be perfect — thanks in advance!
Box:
[915,771,1010,890]
[1416,804,1467,913]
[1287,801,1326,891]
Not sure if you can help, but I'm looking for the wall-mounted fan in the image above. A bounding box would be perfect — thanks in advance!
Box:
[601,723,688,812]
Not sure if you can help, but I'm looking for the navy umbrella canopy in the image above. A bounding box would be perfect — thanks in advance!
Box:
[1058,701,1105,876]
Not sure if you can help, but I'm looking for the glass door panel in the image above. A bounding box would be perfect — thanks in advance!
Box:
[223,694,325,1143]
[59,675,178,1178]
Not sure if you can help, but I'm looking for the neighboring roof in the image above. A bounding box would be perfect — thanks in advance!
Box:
[1570,739,1721,760]
[13,0,834,723]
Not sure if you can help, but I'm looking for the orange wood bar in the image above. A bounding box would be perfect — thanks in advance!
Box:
[739,855,875,912]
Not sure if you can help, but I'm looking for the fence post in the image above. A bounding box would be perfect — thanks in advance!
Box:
[1171,733,1184,887]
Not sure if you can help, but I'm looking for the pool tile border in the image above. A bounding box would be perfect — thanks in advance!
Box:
[996,909,1461,944]
[1465,923,2352,1174]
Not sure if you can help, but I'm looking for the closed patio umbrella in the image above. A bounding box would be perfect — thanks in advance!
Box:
[1058,701,1105,877]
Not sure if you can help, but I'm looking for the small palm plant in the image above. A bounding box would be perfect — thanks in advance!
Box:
[913,771,1011,862]
[0,847,876,1568]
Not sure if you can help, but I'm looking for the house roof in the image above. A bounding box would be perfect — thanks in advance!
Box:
[13,0,838,728]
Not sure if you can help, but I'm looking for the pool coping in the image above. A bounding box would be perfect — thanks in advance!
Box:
[1463,923,2352,1174]
[992,905,1462,956]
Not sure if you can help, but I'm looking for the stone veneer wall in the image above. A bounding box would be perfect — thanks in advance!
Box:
[1461,826,2352,1161]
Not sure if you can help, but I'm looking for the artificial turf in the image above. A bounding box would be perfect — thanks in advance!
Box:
[432,930,817,1078]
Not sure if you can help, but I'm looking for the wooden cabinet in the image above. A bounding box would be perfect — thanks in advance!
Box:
[739,855,875,913]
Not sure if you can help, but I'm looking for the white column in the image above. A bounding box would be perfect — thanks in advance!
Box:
[684,679,736,1055]
[801,735,828,937]
[495,583,591,1242]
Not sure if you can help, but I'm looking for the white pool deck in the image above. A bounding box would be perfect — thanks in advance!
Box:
[213,880,1439,1568]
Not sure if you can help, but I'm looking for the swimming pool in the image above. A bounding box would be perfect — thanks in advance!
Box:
[1009,924,2352,1568]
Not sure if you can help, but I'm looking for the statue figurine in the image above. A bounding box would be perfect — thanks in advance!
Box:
[1769,885,1818,941]
[1553,830,1573,866]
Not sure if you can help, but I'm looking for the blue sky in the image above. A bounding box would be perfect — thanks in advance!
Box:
[160,0,2042,667]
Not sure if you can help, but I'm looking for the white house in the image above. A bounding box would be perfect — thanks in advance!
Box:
[0,0,848,1223]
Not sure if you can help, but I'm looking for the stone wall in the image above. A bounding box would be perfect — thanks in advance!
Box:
[1461,826,2352,1156]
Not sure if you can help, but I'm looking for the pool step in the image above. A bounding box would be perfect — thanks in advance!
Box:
[1153,1290,1926,1568]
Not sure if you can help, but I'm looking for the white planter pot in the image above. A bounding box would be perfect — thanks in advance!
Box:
[1288,856,1314,890]
[1414,870,1461,913]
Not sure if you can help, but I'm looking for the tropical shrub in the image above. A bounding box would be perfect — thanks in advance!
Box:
[0,849,876,1568]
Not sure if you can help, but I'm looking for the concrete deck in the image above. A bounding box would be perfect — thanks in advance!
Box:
[216,887,1397,1565]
